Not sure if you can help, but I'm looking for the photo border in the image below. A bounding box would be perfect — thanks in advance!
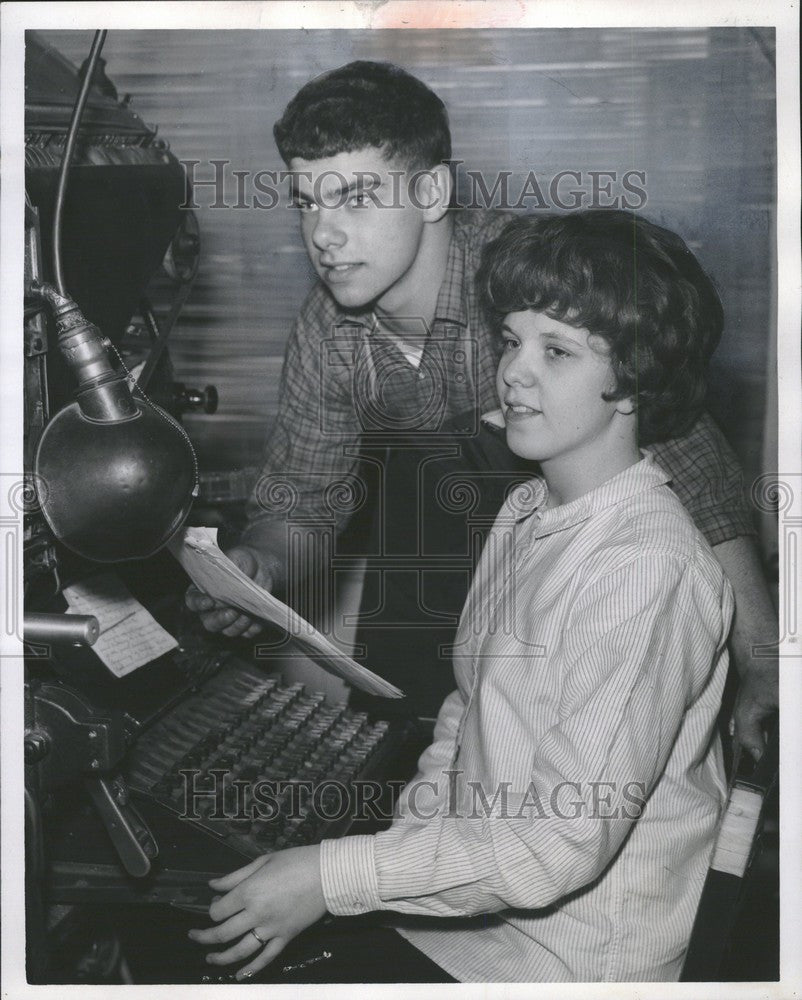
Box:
[2,3,799,998]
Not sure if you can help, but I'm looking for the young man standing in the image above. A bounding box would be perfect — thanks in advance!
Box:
[185,60,776,756]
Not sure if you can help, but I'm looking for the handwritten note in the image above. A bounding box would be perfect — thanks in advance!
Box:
[170,527,403,699]
[63,573,177,677]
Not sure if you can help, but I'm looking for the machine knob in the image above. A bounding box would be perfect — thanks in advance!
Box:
[172,383,218,414]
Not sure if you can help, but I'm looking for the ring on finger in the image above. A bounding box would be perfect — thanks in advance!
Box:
[250,929,266,946]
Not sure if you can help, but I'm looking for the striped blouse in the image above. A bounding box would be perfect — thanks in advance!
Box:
[320,455,734,982]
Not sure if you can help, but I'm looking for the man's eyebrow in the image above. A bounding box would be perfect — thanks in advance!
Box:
[290,175,382,204]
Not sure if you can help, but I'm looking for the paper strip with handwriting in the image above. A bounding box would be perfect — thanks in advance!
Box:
[63,573,178,678]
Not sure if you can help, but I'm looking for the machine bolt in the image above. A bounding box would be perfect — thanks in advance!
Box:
[24,730,51,763]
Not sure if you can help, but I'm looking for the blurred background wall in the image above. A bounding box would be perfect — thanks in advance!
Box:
[33,27,777,509]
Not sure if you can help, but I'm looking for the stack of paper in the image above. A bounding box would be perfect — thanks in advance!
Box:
[169,527,403,699]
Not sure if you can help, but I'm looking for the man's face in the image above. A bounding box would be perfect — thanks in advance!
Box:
[496,309,626,467]
[289,148,430,314]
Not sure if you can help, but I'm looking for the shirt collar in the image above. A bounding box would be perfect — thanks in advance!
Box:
[432,210,470,328]
[502,454,671,537]
[338,304,375,329]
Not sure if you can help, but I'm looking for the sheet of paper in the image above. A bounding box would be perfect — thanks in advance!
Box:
[63,573,178,678]
[170,527,403,699]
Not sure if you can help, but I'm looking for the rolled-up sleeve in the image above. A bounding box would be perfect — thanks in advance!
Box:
[648,412,755,547]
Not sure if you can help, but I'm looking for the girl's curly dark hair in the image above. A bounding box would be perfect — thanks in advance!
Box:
[476,210,723,445]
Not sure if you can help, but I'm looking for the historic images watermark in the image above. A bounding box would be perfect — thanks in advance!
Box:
[315,323,480,437]
[180,160,648,212]
[177,767,648,825]
[2,472,51,658]
[751,472,801,656]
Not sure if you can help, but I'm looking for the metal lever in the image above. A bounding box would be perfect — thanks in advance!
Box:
[84,774,159,878]
[49,861,220,911]
[24,612,99,647]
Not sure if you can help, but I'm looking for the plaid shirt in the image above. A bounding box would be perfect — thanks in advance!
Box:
[245,210,754,549]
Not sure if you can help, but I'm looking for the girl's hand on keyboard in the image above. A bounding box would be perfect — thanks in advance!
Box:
[188,845,327,980]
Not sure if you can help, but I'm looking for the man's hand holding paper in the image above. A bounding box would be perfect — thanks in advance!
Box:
[173,527,402,699]
[185,545,271,639]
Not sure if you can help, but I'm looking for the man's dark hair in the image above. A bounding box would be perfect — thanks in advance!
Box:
[274,60,451,170]
[477,210,724,445]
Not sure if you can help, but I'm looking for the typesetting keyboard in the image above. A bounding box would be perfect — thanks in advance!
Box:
[125,659,402,858]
